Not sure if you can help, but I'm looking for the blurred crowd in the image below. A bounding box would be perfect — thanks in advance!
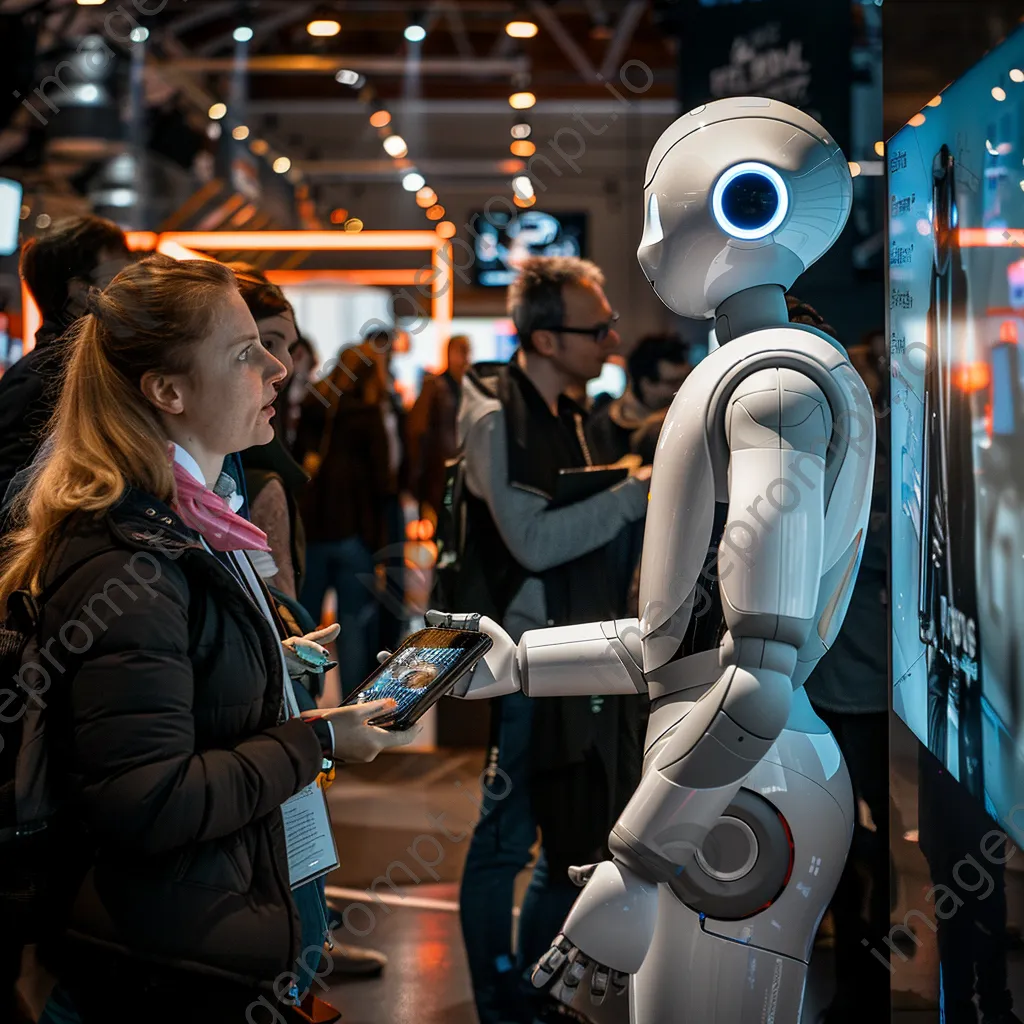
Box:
[0,215,893,1024]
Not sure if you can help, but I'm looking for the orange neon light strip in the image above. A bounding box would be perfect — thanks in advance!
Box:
[957,228,1024,247]
[22,230,453,353]
[20,279,41,356]
[265,270,421,285]
[159,230,444,252]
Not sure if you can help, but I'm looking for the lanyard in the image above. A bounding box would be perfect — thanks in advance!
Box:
[201,540,302,720]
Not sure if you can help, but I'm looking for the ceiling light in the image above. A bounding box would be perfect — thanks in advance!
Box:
[208,102,227,120]
[909,112,926,127]
[509,91,536,110]
[77,84,100,103]
[511,123,532,139]
[330,208,349,224]
[437,221,456,238]
[416,186,437,207]
[249,139,269,155]
[308,19,341,37]
[383,134,408,158]
[873,141,884,156]
[848,161,862,178]
[993,86,1007,101]
[273,156,291,173]
[404,21,426,43]
[130,26,149,43]
[35,213,52,229]
[425,205,445,221]
[926,95,942,107]
[206,123,222,140]
[514,194,536,209]
[233,26,253,43]
[335,69,362,86]
[20,205,30,220]
[512,174,534,200]
[370,109,391,128]
[344,218,363,232]
[76,0,106,5]
[511,140,536,157]
[1012,69,1024,83]
[232,125,250,140]
[403,171,426,192]
[506,20,538,39]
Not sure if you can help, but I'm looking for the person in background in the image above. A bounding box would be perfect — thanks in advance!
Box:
[406,334,472,525]
[228,264,309,602]
[282,335,318,451]
[0,217,132,513]
[0,256,418,1024]
[586,331,692,465]
[295,346,393,699]
[360,327,410,655]
[454,256,650,1024]
[787,299,891,1024]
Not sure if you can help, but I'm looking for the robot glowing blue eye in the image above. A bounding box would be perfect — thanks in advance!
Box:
[711,161,789,240]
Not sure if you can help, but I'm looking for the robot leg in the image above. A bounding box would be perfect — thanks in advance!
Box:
[631,732,853,1024]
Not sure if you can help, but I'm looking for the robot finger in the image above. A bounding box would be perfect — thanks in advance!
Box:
[589,964,611,1005]
[562,950,591,991]
[610,971,630,996]
[567,863,598,887]
[425,609,481,632]
[531,934,574,988]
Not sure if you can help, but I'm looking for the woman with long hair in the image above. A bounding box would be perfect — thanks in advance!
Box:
[0,255,415,1024]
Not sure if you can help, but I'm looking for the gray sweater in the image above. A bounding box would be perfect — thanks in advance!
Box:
[459,371,649,641]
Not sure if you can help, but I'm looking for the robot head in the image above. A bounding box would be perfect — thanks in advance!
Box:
[637,97,852,319]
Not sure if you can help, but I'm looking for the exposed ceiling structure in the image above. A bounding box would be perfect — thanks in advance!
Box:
[0,0,678,230]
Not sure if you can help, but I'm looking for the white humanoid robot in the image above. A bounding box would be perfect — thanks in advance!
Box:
[431,96,875,1023]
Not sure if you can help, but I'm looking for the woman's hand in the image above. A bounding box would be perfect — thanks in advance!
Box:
[282,623,341,679]
[300,699,421,763]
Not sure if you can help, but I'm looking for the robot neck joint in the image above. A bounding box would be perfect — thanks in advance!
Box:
[714,285,788,345]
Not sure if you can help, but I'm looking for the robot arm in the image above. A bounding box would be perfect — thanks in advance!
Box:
[533,367,833,992]
[616,365,831,871]
[425,611,647,699]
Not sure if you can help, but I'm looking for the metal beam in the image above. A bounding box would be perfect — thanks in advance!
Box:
[247,98,677,115]
[296,158,528,180]
[529,1,599,84]
[153,55,528,76]
[194,3,319,57]
[598,0,647,81]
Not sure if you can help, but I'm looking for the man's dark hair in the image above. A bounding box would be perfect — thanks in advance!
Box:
[627,332,691,387]
[507,256,604,353]
[19,216,129,324]
[786,293,838,340]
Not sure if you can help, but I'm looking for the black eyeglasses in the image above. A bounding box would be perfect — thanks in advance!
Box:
[541,311,620,343]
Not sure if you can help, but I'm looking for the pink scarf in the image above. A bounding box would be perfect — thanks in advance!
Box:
[170,455,271,553]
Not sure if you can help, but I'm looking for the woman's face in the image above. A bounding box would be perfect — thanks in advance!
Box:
[256,310,299,380]
[147,286,287,460]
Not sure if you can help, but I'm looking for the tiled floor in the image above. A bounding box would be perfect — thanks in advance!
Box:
[319,750,837,1024]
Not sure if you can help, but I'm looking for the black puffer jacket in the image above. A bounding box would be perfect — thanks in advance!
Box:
[30,486,323,990]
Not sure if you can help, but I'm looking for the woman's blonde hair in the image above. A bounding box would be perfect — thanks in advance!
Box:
[0,254,238,612]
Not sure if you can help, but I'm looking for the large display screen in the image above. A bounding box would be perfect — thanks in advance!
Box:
[470,210,587,287]
[890,25,1024,828]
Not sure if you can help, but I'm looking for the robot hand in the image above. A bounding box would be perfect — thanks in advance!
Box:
[282,624,340,680]
[423,610,521,699]
[531,860,658,1006]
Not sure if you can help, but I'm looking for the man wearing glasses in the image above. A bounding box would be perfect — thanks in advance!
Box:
[454,256,650,1024]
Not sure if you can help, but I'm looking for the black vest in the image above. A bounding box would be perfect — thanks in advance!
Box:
[457,360,621,628]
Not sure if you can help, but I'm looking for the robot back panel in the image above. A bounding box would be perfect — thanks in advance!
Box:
[638,325,875,682]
